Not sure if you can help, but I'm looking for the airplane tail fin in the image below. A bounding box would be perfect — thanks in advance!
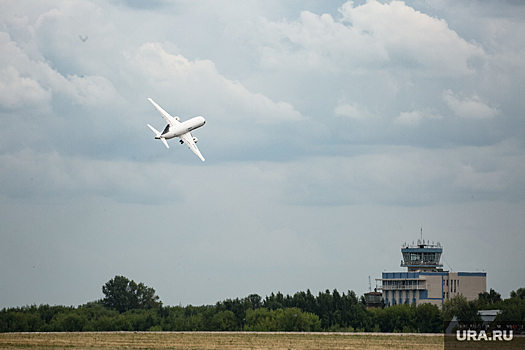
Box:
[147,124,169,149]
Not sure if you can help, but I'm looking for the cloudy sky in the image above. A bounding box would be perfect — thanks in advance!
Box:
[1,0,524,308]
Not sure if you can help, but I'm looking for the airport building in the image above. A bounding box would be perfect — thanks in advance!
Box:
[364,291,383,309]
[376,238,486,309]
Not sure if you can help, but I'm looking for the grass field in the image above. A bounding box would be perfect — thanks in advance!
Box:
[0,332,444,349]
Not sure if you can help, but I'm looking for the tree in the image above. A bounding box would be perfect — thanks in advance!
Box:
[477,288,502,308]
[457,301,482,323]
[496,292,525,323]
[279,307,321,332]
[415,303,443,333]
[263,293,284,310]
[247,294,262,309]
[102,276,130,313]
[244,307,321,332]
[510,288,525,300]
[130,280,162,310]
[102,276,161,313]
[443,294,468,321]
[210,311,237,331]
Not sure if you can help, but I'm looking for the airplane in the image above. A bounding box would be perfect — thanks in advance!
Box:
[147,98,206,161]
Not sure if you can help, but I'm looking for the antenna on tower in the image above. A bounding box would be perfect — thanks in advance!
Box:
[421,227,423,242]
[368,276,372,292]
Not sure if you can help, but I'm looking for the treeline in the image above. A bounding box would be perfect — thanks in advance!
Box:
[444,288,525,323]
[1,276,523,333]
[0,289,442,333]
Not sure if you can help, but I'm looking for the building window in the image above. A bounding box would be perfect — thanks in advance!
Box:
[410,253,421,261]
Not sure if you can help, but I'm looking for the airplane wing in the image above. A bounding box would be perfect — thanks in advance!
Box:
[179,132,205,162]
[148,98,180,126]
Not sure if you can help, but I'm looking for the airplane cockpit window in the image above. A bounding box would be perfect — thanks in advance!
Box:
[162,125,170,134]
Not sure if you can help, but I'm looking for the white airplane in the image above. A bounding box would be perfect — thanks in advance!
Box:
[147,98,206,161]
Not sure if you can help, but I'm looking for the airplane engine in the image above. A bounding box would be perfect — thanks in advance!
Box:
[193,137,198,143]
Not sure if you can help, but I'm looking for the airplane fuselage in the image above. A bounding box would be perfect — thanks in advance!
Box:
[156,116,206,140]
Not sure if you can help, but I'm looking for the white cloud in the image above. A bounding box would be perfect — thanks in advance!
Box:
[442,89,499,119]
[339,1,484,76]
[0,66,51,109]
[8,141,521,209]
[61,74,122,107]
[258,10,388,72]
[453,164,506,193]
[0,149,185,204]
[129,42,304,124]
[0,29,122,110]
[279,143,525,206]
[334,102,374,120]
[0,32,51,110]
[394,109,442,127]
[258,0,484,76]
[394,111,424,127]
[33,0,117,62]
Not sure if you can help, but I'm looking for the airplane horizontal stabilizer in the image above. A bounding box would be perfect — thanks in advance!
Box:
[148,124,169,148]
[147,124,160,137]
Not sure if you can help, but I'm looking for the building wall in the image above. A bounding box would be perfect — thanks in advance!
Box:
[459,273,486,301]
[379,271,486,308]
[424,274,443,300]
[442,272,486,302]
[419,297,442,308]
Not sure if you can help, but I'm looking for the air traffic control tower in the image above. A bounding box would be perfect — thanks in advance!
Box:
[401,240,443,272]
[376,234,486,309]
